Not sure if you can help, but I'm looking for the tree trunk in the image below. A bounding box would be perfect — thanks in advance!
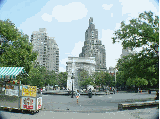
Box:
[135,85,138,93]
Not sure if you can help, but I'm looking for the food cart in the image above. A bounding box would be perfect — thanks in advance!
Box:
[0,67,42,114]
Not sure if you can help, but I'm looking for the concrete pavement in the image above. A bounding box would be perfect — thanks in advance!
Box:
[0,107,158,119]
[41,93,157,112]
[0,92,158,119]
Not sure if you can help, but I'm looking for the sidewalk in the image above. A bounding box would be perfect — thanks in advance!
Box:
[0,107,159,119]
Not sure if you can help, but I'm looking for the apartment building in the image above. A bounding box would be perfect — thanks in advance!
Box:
[31,28,59,72]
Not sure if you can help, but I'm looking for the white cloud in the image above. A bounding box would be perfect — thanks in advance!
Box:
[119,0,159,17]
[71,41,84,57]
[114,23,121,30]
[41,13,52,22]
[60,58,68,66]
[102,4,113,10]
[59,41,84,71]
[52,2,88,22]
[111,13,113,17]
[59,67,66,72]
[100,29,122,68]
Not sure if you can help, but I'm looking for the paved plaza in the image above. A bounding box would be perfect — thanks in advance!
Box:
[41,92,156,112]
[0,92,158,119]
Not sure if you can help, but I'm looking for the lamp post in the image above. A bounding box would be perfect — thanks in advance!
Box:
[71,73,74,98]
[115,59,118,92]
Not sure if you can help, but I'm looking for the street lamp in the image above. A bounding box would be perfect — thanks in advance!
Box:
[71,73,74,98]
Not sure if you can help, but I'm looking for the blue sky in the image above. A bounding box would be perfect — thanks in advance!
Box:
[0,0,159,72]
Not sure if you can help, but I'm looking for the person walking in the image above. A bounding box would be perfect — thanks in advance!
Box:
[75,90,80,104]
[40,88,42,95]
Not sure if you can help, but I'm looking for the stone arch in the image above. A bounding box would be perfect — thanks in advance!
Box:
[66,57,96,91]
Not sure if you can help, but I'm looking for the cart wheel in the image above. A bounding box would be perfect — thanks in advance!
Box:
[21,110,25,114]
[31,111,34,115]
[8,108,12,112]
[36,110,39,113]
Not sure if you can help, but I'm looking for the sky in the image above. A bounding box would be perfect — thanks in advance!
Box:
[0,0,159,72]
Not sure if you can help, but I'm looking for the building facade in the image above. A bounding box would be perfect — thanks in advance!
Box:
[120,47,136,59]
[66,57,96,91]
[79,17,106,71]
[31,28,59,72]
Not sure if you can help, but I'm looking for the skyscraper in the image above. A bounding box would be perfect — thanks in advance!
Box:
[79,17,106,71]
[31,28,59,72]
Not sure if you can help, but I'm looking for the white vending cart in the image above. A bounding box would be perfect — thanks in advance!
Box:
[0,67,42,114]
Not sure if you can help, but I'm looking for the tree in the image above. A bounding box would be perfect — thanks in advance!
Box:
[104,72,114,87]
[57,72,67,89]
[27,64,46,88]
[115,71,126,89]
[78,69,93,89]
[0,19,38,73]
[112,11,159,50]
[112,11,159,89]
[93,71,114,90]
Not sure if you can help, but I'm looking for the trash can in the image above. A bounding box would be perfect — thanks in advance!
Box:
[88,92,92,98]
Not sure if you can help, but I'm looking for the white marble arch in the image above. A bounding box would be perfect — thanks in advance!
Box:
[66,57,96,91]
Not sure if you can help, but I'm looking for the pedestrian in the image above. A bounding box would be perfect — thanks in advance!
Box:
[40,88,42,95]
[75,90,80,104]
[89,88,92,92]
[138,88,139,93]
[113,88,115,94]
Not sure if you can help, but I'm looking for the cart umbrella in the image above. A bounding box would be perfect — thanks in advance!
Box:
[0,67,25,79]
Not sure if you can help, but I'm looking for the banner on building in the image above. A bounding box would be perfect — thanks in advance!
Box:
[22,85,37,97]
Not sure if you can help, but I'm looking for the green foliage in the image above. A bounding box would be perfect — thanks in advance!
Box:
[78,69,94,89]
[112,11,159,50]
[57,72,68,88]
[0,19,38,73]
[93,71,115,89]
[115,71,126,87]
[113,11,159,88]
[126,77,148,87]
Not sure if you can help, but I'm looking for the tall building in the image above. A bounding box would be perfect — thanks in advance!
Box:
[31,28,59,72]
[120,47,136,59]
[79,17,106,71]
